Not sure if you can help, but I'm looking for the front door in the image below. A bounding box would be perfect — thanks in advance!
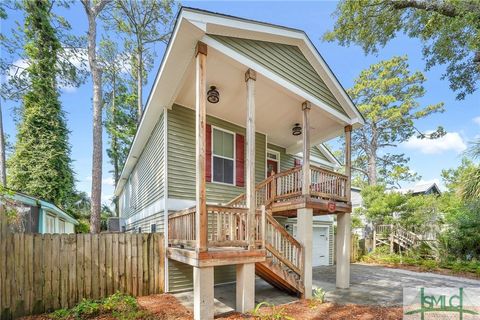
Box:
[267,159,278,176]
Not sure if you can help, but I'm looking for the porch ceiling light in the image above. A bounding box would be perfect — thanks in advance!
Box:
[207,86,219,104]
[292,123,302,136]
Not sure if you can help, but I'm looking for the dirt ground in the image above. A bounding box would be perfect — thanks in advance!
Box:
[137,294,403,319]
[21,294,403,320]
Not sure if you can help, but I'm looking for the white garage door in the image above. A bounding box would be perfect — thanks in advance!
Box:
[293,225,330,266]
[312,226,329,266]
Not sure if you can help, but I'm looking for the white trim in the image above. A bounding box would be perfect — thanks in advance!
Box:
[202,35,352,126]
[266,149,281,175]
[163,106,169,293]
[211,125,236,186]
[124,198,165,225]
[317,144,341,167]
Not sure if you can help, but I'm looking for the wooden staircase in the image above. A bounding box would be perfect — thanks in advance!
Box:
[374,224,422,251]
[256,212,304,296]
[168,165,350,296]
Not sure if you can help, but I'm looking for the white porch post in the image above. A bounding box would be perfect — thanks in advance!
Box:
[193,41,214,320]
[194,266,214,320]
[298,101,313,299]
[336,125,352,289]
[236,68,256,313]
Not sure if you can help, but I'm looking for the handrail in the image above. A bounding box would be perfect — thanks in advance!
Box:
[264,211,303,278]
[227,165,349,209]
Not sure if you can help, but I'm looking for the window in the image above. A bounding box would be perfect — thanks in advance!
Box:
[58,219,65,233]
[45,214,55,234]
[138,227,142,233]
[212,128,235,184]
[151,224,156,233]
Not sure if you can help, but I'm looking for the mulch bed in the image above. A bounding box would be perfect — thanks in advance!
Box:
[20,294,403,320]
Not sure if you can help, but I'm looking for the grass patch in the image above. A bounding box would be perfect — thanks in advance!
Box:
[48,292,152,320]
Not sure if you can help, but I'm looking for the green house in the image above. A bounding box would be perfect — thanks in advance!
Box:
[114,7,363,319]
[2,191,78,234]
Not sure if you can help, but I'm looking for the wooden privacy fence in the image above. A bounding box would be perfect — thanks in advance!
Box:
[0,216,165,319]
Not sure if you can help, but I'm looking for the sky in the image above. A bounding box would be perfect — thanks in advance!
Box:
[1,1,479,205]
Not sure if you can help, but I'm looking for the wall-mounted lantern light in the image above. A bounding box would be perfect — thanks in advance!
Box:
[292,123,302,136]
[207,86,220,104]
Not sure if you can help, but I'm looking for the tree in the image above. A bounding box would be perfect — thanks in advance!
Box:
[348,56,444,186]
[461,140,480,200]
[8,0,75,206]
[9,0,74,205]
[81,0,111,233]
[324,0,480,100]
[105,0,176,120]
[100,39,137,215]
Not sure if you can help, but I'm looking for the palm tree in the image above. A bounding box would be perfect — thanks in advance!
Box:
[462,139,480,200]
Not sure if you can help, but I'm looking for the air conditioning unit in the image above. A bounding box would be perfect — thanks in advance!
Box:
[107,217,125,232]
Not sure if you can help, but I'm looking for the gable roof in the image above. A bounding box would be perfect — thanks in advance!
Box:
[209,35,347,116]
[396,183,442,196]
[114,7,364,196]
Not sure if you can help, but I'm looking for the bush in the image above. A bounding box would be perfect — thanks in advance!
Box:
[48,292,147,320]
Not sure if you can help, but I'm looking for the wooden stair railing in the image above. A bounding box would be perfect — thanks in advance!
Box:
[374,224,422,251]
[254,210,304,294]
[227,165,349,209]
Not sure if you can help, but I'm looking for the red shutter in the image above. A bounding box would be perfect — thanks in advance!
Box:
[236,134,245,187]
[206,124,212,182]
[294,158,302,167]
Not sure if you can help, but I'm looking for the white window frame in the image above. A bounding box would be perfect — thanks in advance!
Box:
[58,219,66,233]
[266,149,281,175]
[211,126,236,186]
[45,213,56,234]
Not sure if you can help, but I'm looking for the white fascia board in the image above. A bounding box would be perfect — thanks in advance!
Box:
[297,38,365,126]
[202,35,352,125]
[318,144,341,167]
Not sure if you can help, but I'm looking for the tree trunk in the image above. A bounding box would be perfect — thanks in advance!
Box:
[367,152,377,186]
[84,3,103,234]
[0,100,6,187]
[112,75,120,217]
[136,49,143,122]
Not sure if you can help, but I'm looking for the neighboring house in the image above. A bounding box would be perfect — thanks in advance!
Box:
[395,182,442,196]
[1,191,78,234]
[114,7,363,319]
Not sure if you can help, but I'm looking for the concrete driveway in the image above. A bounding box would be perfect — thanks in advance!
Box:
[314,264,480,306]
[174,264,480,315]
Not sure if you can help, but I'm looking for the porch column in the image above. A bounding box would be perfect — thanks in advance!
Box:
[195,41,208,252]
[193,266,214,320]
[236,263,255,312]
[297,208,313,298]
[302,101,311,196]
[245,68,256,249]
[345,125,352,202]
[235,68,257,313]
[336,125,352,289]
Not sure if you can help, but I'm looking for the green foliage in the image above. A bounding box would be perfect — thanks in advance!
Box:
[252,302,294,320]
[48,292,147,320]
[347,56,444,186]
[363,247,480,276]
[324,0,480,100]
[312,287,326,303]
[8,0,75,208]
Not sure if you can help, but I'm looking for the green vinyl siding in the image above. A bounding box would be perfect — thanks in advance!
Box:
[267,143,334,173]
[168,260,236,292]
[121,112,165,219]
[167,104,266,204]
[209,35,346,117]
[125,211,164,234]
